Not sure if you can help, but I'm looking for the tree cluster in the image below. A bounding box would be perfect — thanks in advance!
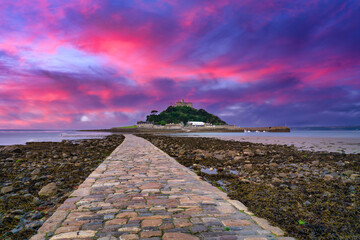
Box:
[146,106,227,125]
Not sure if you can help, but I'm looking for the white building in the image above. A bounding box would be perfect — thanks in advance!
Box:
[187,121,205,127]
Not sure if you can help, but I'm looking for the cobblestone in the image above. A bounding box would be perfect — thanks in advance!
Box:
[31,135,285,240]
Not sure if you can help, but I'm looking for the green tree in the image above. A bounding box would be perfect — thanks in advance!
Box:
[145,106,227,125]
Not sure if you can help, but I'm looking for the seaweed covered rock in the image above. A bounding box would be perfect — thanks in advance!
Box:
[0,134,125,239]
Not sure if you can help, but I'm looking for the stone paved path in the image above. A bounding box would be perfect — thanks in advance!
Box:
[31,135,293,240]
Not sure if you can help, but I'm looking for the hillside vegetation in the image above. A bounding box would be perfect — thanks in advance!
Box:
[146,106,227,125]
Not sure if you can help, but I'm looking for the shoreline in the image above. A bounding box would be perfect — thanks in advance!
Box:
[210,135,360,154]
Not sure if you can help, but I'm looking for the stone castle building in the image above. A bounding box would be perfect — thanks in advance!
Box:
[174,99,193,108]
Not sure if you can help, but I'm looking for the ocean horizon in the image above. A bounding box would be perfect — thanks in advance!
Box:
[0,130,111,146]
[0,127,359,145]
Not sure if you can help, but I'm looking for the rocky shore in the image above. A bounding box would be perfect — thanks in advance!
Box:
[0,134,124,240]
[139,134,360,239]
[214,135,360,154]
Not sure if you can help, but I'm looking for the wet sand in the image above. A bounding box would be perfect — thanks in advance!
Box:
[208,136,360,154]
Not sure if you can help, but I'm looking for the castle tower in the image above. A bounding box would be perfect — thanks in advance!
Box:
[174,99,193,108]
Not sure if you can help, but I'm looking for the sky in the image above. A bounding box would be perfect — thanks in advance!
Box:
[0,0,359,129]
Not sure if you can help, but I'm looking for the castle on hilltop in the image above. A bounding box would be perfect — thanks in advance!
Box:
[173,99,193,108]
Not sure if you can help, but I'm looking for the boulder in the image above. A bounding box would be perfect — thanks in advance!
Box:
[1,186,14,194]
[38,182,57,197]
[269,163,278,168]
[214,154,225,161]
[243,149,254,157]
[255,149,266,156]
[350,174,359,181]
[278,172,287,178]
[0,145,22,153]
[31,169,41,175]
[244,164,253,170]
[227,150,237,157]
[323,175,333,181]
[343,170,354,176]
[272,177,282,183]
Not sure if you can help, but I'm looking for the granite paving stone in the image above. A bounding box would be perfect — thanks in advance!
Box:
[31,134,285,240]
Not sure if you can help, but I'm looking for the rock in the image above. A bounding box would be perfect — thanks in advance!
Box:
[192,164,201,170]
[243,149,254,156]
[350,174,359,180]
[25,220,44,229]
[33,197,41,204]
[312,160,320,166]
[227,150,237,157]
[11,225,23,234]
[269,162,278,168]
[279,172,287,178]
[30,212,44,220]
[31,169,41,175]
[343,170,354,176]
[323,175,333,181]
[244,164,252,170]
[213,154,225,160]
[255,149,266,156]
[38,182,57,197]
[336,161,345,167]
[1,145,22,153]
[31,175,39,181]
[1,186,14,194]
[272,177,281,183]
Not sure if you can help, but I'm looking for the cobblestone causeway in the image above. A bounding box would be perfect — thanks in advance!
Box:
[31,135,293,240]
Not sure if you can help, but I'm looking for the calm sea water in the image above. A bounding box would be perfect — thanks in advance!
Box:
[0,130,111,145]
[1,129,360,146]
[169,129,360,138]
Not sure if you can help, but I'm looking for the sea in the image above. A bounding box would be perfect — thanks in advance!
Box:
[168,126,360,139]
[0,127,359,146]
[0,130,111,146]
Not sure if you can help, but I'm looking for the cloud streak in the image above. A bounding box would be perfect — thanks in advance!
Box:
[0,0,359,129]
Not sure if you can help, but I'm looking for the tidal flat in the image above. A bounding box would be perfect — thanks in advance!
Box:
[140,134,360,240]
[0,135,124,240]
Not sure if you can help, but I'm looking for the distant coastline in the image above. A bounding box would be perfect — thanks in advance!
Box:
[79,125,291,133]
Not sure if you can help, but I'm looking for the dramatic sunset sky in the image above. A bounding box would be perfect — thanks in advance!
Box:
[0,0,359,129]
